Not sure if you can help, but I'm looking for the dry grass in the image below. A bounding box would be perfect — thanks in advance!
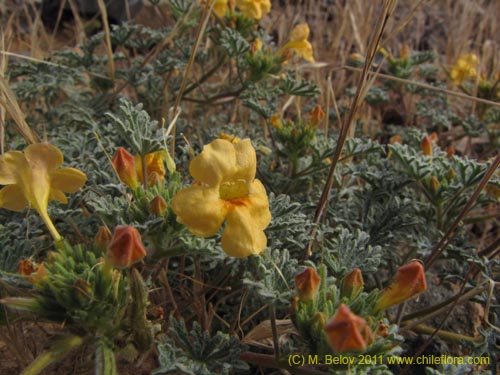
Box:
[2,0,499,137]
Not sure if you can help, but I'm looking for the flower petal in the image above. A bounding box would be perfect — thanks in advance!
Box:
[290,24,310,42]
[135,152,166,185]
[189,139,236,186]
[0,185,28,211]
[50,168,87,193]
[284,40,315,62]
[172,185,227,237]
[221,206,267,257]
[24,143,64,171]
[49,188,68,204]
[244,179,271,229]
[232,139,257,182]
[0,151,29,185]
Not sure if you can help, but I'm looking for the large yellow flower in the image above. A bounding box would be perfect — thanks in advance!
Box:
[282,23,315,63]
[172,138,271,258]
[235,0,271,20]
[0,143,87,241]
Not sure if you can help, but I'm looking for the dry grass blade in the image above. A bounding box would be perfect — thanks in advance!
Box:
[305,0,398,258]
[0,75,39,145]
[343,65,500,109]
[170,0,216,154]
[97,0,115,83]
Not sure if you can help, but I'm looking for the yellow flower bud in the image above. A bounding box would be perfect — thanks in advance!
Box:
[269,114,283,129]
[429,176,440,191]
[251,38,263,55]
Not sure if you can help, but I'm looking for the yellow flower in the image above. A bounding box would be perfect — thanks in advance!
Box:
[172,138,271,258]
[135,151,166,186]
[0,143,87,241]
[450,53,479,85]
[234,0,271,20]
[213,0,229,18]
[113,148,167,188]
[282,23,315,62]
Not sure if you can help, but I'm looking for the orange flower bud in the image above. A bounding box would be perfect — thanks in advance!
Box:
[113,148,139,189]
[389,135,402,144]
[18,259,46,284]
[95,226,112,251]
[324,304,372,353]
[18,259,37,276]
[106,225,147,268]
[400,45,410,61]
[430,132,439,143]
[150,195,168,216]
[309,104,325,127]
[420,135,433,157]
[446,145,455,158]
[294,267,321,302]
[375,260,427,311]
[342,268,364,296]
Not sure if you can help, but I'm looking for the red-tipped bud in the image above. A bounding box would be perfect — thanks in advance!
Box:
[309,104,325,127]
[294,267,321,302]
[375,321,389,338]
[106,225,147,268]
[95,226,112,251]
[342,268,364,296]
[150,195,168,216]
[375,260,427,311]
[113,148,139,189]
[420,136,433,157]
[324,304,373,353]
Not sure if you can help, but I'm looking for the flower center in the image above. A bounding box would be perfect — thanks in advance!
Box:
[219,180,250,201]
